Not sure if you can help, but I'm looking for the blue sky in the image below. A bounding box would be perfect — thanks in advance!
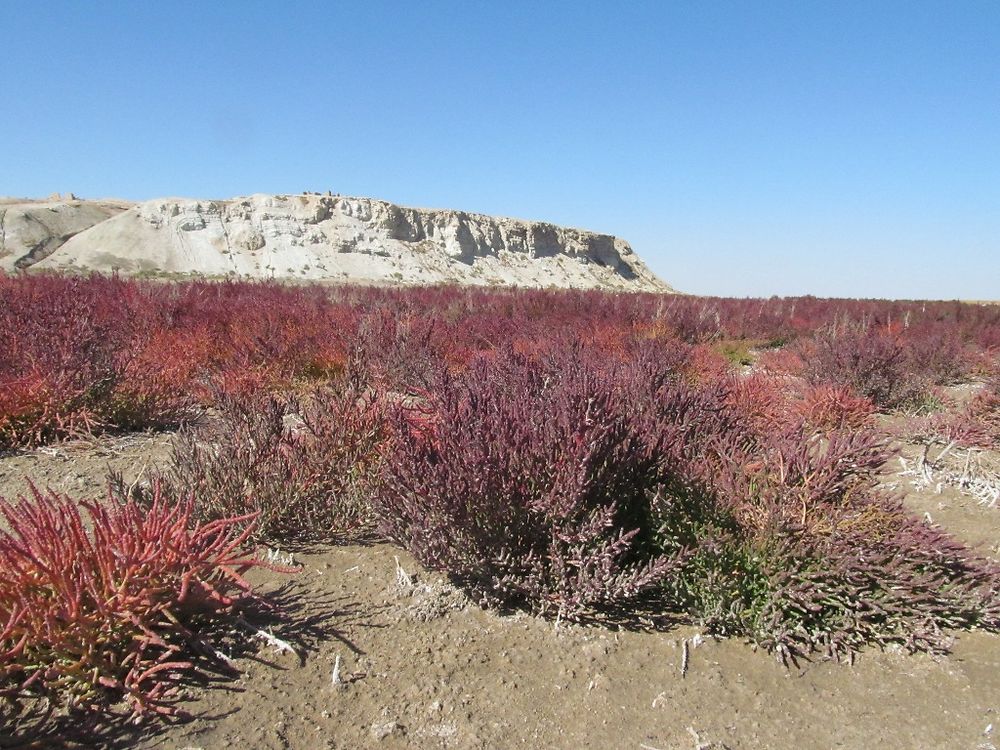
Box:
[3,1,998,299]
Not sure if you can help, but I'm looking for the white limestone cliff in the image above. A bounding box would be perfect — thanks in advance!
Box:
[11,193,671,292]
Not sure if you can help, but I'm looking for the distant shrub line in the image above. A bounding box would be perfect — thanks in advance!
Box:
[2,274,998,450]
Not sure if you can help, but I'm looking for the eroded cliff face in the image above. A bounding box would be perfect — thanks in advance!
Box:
[19,193,671,292]
[0,197,129,272]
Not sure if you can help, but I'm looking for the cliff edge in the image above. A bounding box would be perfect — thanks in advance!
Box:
[6,193,672,292]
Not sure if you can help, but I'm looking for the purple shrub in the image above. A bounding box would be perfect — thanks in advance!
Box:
[665,418,1000,659]
[760,517,1000,662]
[2,273,999,665]
[0,275,199,448]
[0,275,134,446]
[972,371,1000,437]
[374,347,679,616]
[801,321,929,409]
[128,383,385,543]
[354,310,449,390]
[794,383,875,432]
[904,322,971,386]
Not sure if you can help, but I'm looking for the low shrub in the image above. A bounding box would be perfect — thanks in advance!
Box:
[795,383,875,432]
[757,345,807,377]
[373,339,1000,656]
[904,323,971,386]
[0,283,124,448]
[355,311,449,390]
[713,338,759,367]
[0,485,268,723]
[374,347,679,616]
[135,384,385,543]
[663,422,1000,660]
[722,373,792,432]
[902,376,1000,448]
[0,276,196,449]
[4,276,999,667]
[663,299,723,343]
[684,344,734,383]
[754,516,1000,661]
[801,322,929,410]
[968,373,1000,445]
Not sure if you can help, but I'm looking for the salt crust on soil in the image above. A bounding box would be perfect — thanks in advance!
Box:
[1,435,997,750]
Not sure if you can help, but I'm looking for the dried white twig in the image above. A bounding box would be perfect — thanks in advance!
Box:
[255,629,297,656]
[687,726,716,750]
[124,462,148,498]
[264,547,296,567]
[935,440,958,465]
[202,642,238,669]
[235,617,299,658]
[680,634,705,678]
[899,445,1000,508]
[331,653,344,688]
[394,556,413,589]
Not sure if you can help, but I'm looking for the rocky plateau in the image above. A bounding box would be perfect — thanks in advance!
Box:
[0,193,671,292]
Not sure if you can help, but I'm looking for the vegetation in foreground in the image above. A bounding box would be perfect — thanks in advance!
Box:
[1,273,999,740]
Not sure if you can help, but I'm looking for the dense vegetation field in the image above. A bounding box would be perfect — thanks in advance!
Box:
[1,274,998,744]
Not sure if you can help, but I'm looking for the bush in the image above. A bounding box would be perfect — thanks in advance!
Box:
[714,338,758,367]
[374,347,678,616]
[969,373,1000,444]
[663,422,1000,660]
[755,516,1000,662]
[722,373,791,432]
[371,339,1000,656]
[684,344,734,383]
[795,383,875,432]
[135,384,385,544]
[4,275,1000,451]
[0,276,130,447]
[801,322,928,410]
[0,485,268,722]
[0,275,194,449]
[3,275,999,665]
[757,346,806,377]
[905,374,1000,448]
[904,323,970,386]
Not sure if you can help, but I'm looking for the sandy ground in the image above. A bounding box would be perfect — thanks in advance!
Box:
[1,433,998,750]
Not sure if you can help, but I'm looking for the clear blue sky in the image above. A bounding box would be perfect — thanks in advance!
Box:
[3,1,998,299]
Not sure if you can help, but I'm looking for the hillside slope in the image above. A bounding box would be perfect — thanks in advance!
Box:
[0,196,129,272]
[19,193,671,292]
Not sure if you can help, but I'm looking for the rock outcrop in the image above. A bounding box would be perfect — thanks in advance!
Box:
[0,196,130,272]
[11,193,671,292]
